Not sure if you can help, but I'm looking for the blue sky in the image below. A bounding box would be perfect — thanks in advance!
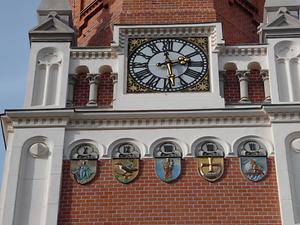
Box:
[0,0,40,184]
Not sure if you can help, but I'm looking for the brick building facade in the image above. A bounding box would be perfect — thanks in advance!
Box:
[2,0,300,225]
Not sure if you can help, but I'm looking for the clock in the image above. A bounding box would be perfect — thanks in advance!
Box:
[127,37,209,93]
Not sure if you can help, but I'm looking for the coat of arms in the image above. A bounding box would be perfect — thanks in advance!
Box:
[70,143,99,185]
[154,142,182,183]
[238,141,267,182]
[112,143,140,184]
[195,142,225,182]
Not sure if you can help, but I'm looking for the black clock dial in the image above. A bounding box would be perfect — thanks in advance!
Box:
[128,38,209,92]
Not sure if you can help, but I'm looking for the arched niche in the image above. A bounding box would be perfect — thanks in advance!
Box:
[108,138,146,158]
[247,61,261,71]
[31,47,63,106]
[233,135,273,156]
[223,62,238,71]
[75,65,89,75]
[191,136,230,156]
[149,137,188,158]
[99,65,113,74]
[65,139,104,160]
[13,136,51,225]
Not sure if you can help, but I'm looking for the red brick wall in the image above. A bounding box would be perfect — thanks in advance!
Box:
[97,73,113,107]
[58,158,281,225]
[73,73,113,107]
[215,0,264,44]
[71,0,264,46]
[248,70,265,103]
[73,74,90,107]
[224,70,265,103]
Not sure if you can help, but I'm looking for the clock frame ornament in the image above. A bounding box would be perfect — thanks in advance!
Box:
[127,37,209,93]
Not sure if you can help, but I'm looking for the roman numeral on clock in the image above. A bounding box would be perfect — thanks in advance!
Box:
[162,40,173,51]
[135,69,152,80]
[178,76,189,86]
[186,51,199,58]
[163,78,173,90]
[148,43,160,54]
[137,52,151,60]
[132,62,148,68]
[184,68,200,79]
[189,61,204,67]
[146,75,161,87]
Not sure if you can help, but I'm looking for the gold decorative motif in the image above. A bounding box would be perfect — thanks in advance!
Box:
[188,37,209,52]
[128,38,149,54]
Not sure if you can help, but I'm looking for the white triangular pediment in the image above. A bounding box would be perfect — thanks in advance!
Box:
[30,14,74,34]
[265,10,300,28]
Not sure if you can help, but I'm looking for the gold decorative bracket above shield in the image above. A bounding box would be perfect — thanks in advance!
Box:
[153,141,182,183]
[195,142,225,182]
[70,143,99,185]
[112,143,140,184]
[238,141,268,182]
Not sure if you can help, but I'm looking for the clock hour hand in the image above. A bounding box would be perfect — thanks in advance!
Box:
[164,51,176,86]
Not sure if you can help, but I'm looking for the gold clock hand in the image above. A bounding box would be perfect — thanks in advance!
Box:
[166,62,175,86]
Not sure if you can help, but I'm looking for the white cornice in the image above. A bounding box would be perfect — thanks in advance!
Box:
[219,45,268,56]
[264,105,300,122]
[1,108,271,130]
[113,23,225,51]
[70,48,118,59]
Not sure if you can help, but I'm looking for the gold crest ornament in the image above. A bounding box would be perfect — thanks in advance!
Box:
[70,144,99,185]
[112,143,140,184]
[195,142,225,182]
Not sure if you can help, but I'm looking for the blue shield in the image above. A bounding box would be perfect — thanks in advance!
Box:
[240,157,267,182]
[155,158,181,183]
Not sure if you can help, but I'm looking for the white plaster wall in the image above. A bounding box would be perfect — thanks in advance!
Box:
[24,42,71,108]
[0,128,66,225]
[267,38,300,104]
[270,123,300,225]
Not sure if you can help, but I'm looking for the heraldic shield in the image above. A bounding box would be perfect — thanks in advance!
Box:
[112,143,140,184]
[70,143,99,185]
[238,141,267,182]
[195,142,225,182]
[154,142,182,183]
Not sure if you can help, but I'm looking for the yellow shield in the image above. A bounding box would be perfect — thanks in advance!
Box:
[197,157,224,182]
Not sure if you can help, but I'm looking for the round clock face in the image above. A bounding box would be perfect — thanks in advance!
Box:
[128,38,208,92]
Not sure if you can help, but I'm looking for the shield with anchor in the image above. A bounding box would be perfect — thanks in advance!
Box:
[112,143,140,184]
[196,142,225,182]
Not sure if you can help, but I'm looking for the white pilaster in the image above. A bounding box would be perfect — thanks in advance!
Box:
[86,73,100,106]
[261,71,271,103]
[66,74,76,107]
[237,71,250,103]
